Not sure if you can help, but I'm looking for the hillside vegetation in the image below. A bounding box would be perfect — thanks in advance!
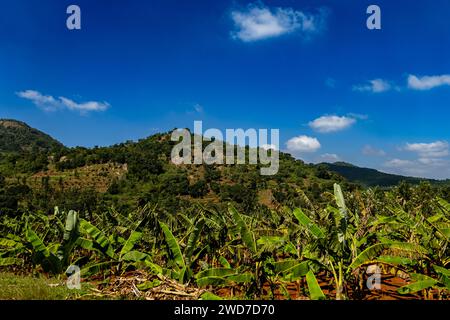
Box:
[322,162,449,187]
[0,120,449,300]
[0,120,356,218]
[0,119,63,153]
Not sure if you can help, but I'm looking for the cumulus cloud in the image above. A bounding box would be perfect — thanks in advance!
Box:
[404,141,449,158]
[319,153,340,162]
[383,157,450,179]
[286,135,321,153]
[59,97,109,112]
[417,157,448,166]
[231,2,329,42]
[353,79,392,93]
[382,140,450,179]
[353,74,450,93]
[362,145,386,157]
[16,90,110,113]
[16,90,60,112]
[309,115,356,133]
[407,74,450,90]
[384,159,415,168]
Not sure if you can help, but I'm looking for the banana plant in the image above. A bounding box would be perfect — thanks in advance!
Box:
[0,234,25,267]
[397,266,450,299]
[157,217,208,283]
[285,184,428,299]
[25,210,80,274]
[76,218,150,276]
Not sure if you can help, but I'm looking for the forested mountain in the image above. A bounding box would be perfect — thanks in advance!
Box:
[1,120,449,300]
[321,162,449,187]
[0,119,63,153]
[0,119,352,217]
[1,119,448,218]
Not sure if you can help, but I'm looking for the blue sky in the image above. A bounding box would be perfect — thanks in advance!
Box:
[1,0,450,179]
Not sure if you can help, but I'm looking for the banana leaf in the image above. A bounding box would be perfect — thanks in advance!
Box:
[0,238,21,248]
[159,221,186,270]
[437,198,450,213]
[120,250,149,262]
[349,242,427,271]
[306,270,326,300]
[433,265,450,289]
[200,292,223,300]
[0,257,23,266]
[197,272,253,287]
[196,267,236,279]
[398,274,438,294]
[81,261,116,277]
[79,219,114,258]
[218,256,231,269]
[119,231,142,259]
[229,206,257,253]
[292,208,324,239]
[185,218,205,263]
[137,279,161,291]
[334,183,348,219]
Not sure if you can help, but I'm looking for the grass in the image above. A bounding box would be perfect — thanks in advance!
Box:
[0,272,90,300]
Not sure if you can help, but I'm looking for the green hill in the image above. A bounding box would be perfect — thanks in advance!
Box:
[0,119,350,216]
[0,119,63,153]
[321,161,443,187]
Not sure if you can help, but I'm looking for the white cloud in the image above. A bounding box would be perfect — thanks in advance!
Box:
[347,113,368,120]
[193,104,204,113]
[382,140,450,179]
[407,74,450,91]
[404,141,449,158]
[383,157,450,179]
[260,144,278,151]
[353,79,391,93]
[16,90,60,111]
[384,159,415,168]
[59,97,109,112]
[16,90,110,113]
[319,153,340,162]
[231,3,328,42]
[417,158,448,166]
[286,135,321,153]
[309,115,356,133]
[362,145,386,157]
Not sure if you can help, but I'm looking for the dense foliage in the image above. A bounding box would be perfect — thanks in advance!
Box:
[0,119,63,153]
[0,183,449,299]
[0,120,449,300]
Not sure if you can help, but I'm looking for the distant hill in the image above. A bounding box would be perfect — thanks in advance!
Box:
[0,119,352,215]
[0,119,64,152]
[1,118,449,217]
[321,162,443,187]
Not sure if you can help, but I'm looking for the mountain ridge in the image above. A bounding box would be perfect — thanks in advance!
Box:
[1,119,447,190]
[320,161,448,187]
[0,119,64,153]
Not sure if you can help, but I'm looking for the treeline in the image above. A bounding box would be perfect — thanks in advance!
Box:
[0,130,362,217]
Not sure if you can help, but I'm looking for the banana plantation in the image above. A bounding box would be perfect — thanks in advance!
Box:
[0,183,449,300]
